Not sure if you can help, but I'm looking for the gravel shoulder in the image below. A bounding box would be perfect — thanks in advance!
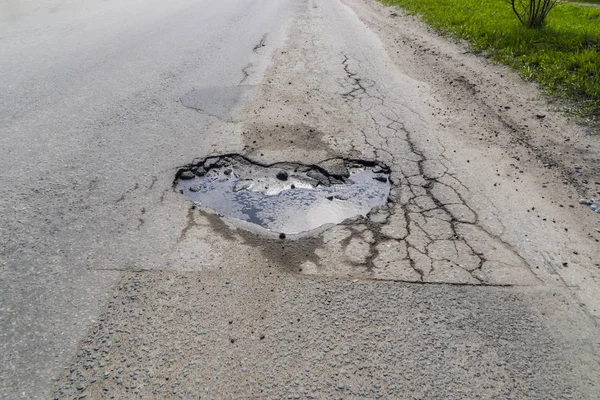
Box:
[344,0,600,316]
[349,0,600,200]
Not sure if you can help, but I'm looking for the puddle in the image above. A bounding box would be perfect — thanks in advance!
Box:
[175,155,391,238]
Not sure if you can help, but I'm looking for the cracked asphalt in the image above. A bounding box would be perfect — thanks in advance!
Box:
[1,0,600,398]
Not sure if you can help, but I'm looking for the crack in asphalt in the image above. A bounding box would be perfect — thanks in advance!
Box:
[166,40,541,287]
[239,63,253,85]
[252,33,268,53]
[341,55,379,105]
[115,183,139,204]
[166,52,540,286]
[331,54,538,285]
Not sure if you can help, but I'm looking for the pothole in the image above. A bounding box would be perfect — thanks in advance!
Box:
[175,155,391,238]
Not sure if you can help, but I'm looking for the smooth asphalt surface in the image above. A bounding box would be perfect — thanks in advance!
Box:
[1,0,298,397]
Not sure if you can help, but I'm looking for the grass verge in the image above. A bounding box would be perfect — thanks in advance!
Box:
[380,0,600,121]
[563,0,600,4]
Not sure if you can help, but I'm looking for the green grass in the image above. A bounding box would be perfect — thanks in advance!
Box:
[564,0,600,4]
[381,0,600,121]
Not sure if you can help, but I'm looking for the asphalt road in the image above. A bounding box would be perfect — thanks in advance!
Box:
[1,0,599,398]
[0,0,297,396]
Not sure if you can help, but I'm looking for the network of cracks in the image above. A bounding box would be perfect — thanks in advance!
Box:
[175,153,539,286]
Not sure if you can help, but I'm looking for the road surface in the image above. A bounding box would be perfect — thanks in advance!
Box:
[1,0,599,398]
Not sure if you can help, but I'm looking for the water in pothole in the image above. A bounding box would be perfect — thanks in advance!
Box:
[176,156,391,237]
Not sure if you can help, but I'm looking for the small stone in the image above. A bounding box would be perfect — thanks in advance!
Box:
[536,113,546,119]
[234,180,252,192]
[194,167,207,177]
[179,171,195,180]
[307,169,330,186]
[373,175,388,183]
[579,199,594,206]
[276,171,289,181]
[189,185,202,192]
[290,184,296,189]
[318,159,350,178]
[279,233,286,239]
[203,157,220,170]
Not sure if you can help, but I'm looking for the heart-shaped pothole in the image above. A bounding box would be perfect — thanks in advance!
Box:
[175,155,391,237]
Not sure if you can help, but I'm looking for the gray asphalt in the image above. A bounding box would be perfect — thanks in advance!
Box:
[0,0,297,397]
[1,0,600,399]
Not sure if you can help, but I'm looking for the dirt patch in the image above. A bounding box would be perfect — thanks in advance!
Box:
[241,122,336,159]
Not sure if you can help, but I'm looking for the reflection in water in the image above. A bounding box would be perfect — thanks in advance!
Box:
[178,167,390,236]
